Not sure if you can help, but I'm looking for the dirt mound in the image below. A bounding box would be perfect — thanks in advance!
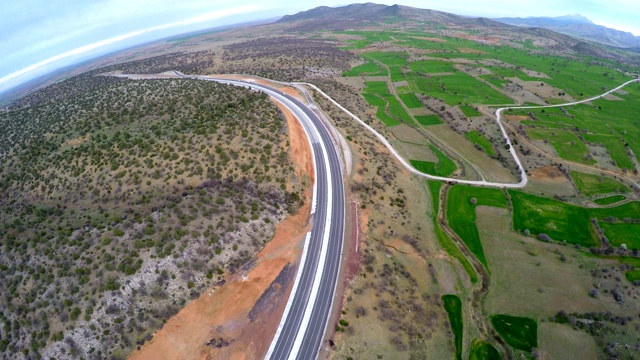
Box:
[529,165,565,181]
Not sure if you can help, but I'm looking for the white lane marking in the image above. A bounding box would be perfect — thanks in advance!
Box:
[288,106,334,360]
[312,154,347,358]
[265,232,312,360]
[206,80,327,359]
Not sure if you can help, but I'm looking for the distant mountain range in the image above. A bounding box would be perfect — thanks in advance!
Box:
[277,3,510,30]
[494,14,640,48]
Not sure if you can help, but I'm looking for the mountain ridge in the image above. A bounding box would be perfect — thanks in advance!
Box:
[277,3,511,29]
[494,14,640,48]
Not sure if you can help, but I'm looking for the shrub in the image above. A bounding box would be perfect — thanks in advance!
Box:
[537,233,552,242]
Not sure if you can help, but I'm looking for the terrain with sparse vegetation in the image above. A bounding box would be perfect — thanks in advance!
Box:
[0,76,304,358]
[2,2,640,360]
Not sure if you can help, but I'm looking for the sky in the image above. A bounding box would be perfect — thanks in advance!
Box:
[1,0,639,94]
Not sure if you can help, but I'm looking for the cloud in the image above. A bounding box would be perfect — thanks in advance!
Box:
[0,4,260,93]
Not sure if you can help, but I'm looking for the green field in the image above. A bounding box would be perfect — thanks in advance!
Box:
[380,94,413,122]
[626,269,640,283]
[583,134,634,170]
[570,171,630,196]
[490,315,537,352]
[593,195,626,205]
[362,48,513,108]
[446,185,507,269]
[361,93,401,126]
[435,224,478,283]
[465,130,496,156]
[342,30,632,101]
[399,93,423,108]
[363,81,413,124]
[389,66,405,82]
[527,128,595,165]
[442,294,463,360]
[343,61,387,77]
[428,181,478,284]
[509,190,598,246]
[415,114,443,125]
[421,71,513,106]
[363,51,408,66]
[588,201,640,221]
[410,145,456,177]
[459,105,481,117]
[410,60,456,73]
[600,223,640,250]
[469,339,501,360]
[363,81,389,94]
[513,85,640,172]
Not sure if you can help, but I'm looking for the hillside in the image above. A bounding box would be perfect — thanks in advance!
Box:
[277,3,640,66]
[0,74,304,358]
[495,14,640,48]
[277,3,511,30]
[2,2,640,359]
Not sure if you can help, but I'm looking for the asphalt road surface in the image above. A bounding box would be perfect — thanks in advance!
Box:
[198,77,345,360]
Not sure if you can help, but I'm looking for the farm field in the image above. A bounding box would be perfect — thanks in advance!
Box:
[509,190,598,246]
[490,314,537,352]
[527,128,595,165]
[415,114,443,125]
[333,10,640,360]
[468,340,501,360]
[446,185,507,269]
[342,60,387,77]
[465,130,496,156]
[442,294,464,360]
[588,201,640,221]
[511,84,640,172]
[478,206,618,318]
[428,181,478,283]
[5,4,640,358]
[593,194,626,205]
[600,222,640,249]
[570,171,630,196]
[410,144,457,177]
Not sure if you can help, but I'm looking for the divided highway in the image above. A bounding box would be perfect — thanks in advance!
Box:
[113,72,640,360]
[113,71,346,359]
[199,77,346,359]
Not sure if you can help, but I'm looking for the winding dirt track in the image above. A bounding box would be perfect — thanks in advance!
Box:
[302,78,640,189]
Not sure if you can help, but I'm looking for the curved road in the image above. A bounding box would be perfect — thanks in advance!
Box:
[111,71,639,359]
[113,71,346,359]
[196,77,346,359]
[300,78,640,189]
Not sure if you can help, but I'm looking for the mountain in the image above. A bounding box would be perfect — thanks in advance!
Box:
[277,3,511,30]
[494,14,640,48]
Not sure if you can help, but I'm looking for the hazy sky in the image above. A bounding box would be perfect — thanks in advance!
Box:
[1,0,639,94]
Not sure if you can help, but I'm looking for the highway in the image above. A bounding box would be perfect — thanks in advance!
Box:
[113,71,639,358]
[112,71,346,359]
[196,77,346,359]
